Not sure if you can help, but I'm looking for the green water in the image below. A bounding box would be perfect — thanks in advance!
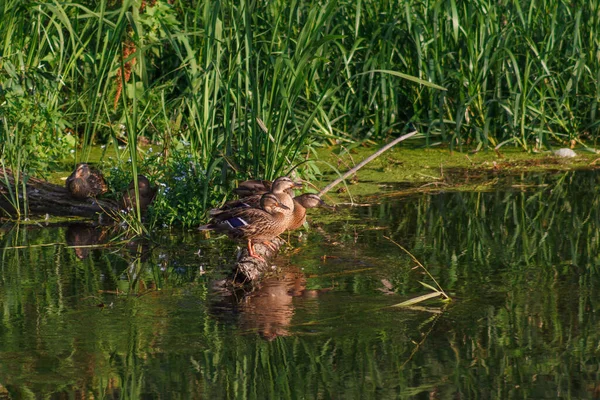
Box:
[1,170,600,399]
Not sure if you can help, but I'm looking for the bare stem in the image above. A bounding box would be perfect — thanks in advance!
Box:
[318,130,418,196]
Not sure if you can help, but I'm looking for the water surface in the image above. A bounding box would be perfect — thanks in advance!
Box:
[1,170,600,399]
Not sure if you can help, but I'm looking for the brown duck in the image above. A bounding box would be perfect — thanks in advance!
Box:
[214,176,301,222]
[65,163,108,200]
[211,192,333,231]
[286,193,334,230]
[121,175,157,212]
[233,179,275,197]
[199,193,291,261]
[233,177,300,199]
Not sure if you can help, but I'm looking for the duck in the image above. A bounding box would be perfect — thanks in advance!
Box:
[233,176,301,228]
[233,179,276,197]
[215,176,300,215]
[65,163,108,200]
[257,177,301,211]
[210,192,334,231]
[199,193,291,261]
[121,175,157,213]
[286,193,334,230]
[233,177,299,199]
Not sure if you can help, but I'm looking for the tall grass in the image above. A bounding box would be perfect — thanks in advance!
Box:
[1,0,599,222]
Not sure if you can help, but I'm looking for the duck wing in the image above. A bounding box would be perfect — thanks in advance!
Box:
[88,171,108,195]
[209,194,262,217]
[233,179,272,197]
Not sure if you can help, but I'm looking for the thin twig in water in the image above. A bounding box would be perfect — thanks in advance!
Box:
[3,242,64,250]
[416,172,443,180]
[334,202,373,207]
[419,181,450,188]
[66,241,130,250]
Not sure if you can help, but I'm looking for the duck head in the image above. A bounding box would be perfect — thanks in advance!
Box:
[74,163,91,179]
[271,176,303,193]
[294,193,334,210]
[261,193,291,213]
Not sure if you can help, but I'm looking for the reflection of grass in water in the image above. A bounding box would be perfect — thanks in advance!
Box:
[2,171,600,397]
[290,170,600,396]
[384,235,451,306]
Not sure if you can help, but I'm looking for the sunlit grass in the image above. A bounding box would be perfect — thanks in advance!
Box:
[1,0,599,223]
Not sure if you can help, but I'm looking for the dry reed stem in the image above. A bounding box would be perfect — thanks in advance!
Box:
[318,130,418,196]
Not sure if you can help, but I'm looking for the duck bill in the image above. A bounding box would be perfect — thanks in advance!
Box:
[320,201,335,210]
[292,181,304,189]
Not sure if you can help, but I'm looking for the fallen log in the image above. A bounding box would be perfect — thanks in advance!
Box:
[228,238,286,286]
[0,168,119,218]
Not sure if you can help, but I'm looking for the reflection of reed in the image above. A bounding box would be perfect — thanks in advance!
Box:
[352,171,600,272]
[3,172,600,398]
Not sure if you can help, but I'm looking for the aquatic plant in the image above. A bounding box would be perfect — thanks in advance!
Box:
[384,236,451,307]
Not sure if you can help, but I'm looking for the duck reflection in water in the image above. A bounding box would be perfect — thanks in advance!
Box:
[240,271,304,340]
[213,267,326,341]
[65,223,109,259]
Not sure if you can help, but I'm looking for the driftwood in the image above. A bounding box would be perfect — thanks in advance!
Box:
[0,168,119,218]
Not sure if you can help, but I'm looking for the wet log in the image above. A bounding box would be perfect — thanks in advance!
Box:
[0,168,119,218]
[229,237,286,285]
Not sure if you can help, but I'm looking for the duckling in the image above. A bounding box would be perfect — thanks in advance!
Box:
[65,163,108,200]
[199,193,291,261]
[121,175,157,213]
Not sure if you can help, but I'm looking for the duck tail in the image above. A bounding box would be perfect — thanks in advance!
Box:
[198,224,214,231]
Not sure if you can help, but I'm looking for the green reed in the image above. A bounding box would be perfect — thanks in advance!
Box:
[2,0,600,223]
[3,0,599,152]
